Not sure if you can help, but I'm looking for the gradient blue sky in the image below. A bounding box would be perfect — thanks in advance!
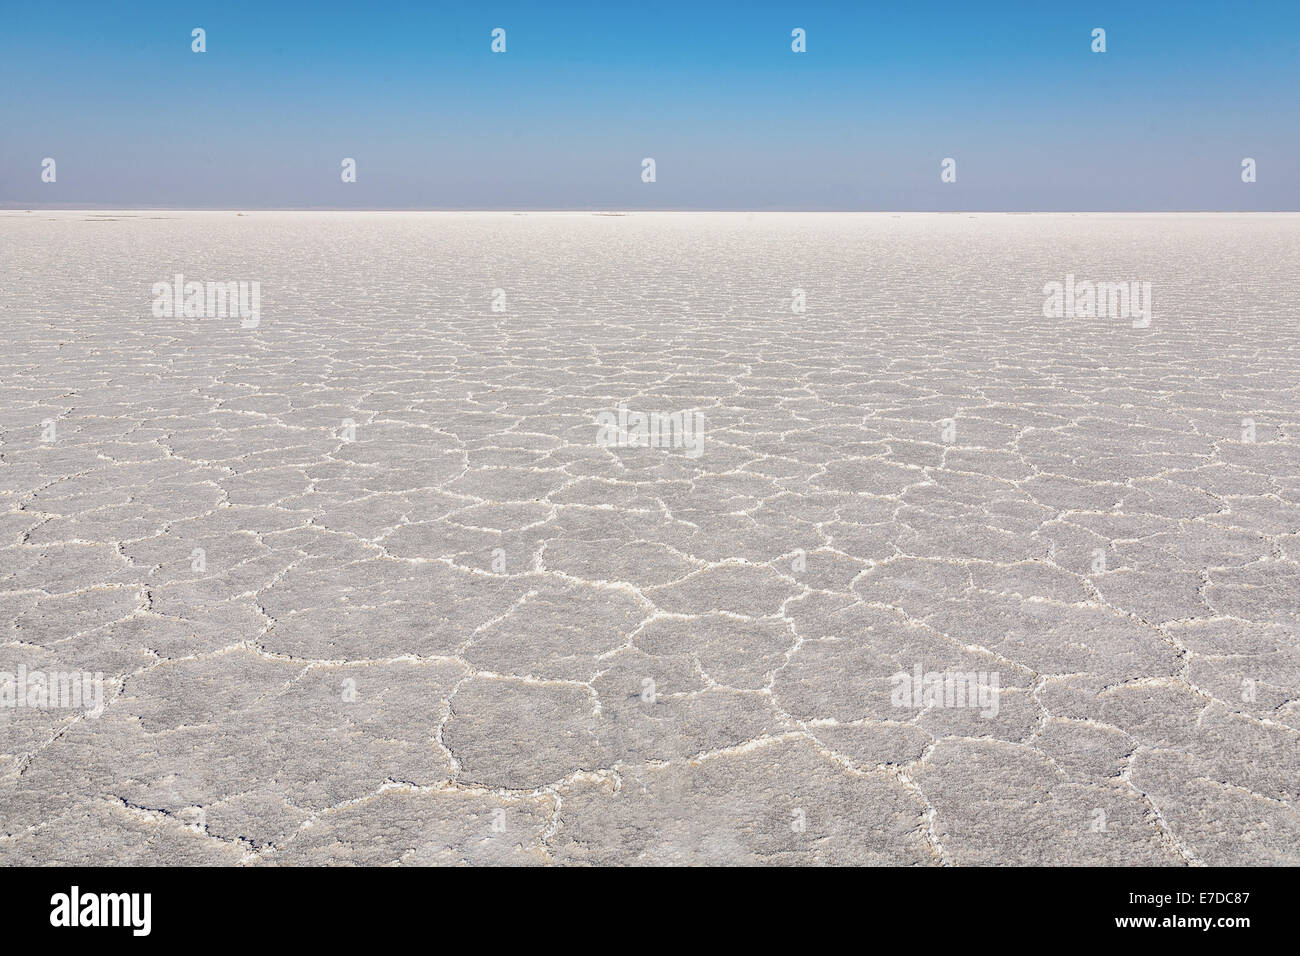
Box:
[2,0,1297,209]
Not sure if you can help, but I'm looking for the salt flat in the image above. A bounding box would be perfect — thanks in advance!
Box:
[1,210,1297,865]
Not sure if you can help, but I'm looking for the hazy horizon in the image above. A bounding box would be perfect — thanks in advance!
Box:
[7,208,1300,215]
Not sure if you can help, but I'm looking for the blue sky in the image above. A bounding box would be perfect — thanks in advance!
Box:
[2,0,1297,209]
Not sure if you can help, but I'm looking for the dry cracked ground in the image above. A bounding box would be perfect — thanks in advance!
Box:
[1,210,1298,866]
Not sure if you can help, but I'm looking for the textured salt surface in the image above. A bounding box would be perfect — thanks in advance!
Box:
[0,211,1297,865]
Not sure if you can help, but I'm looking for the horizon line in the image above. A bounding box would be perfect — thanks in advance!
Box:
[4,207,1298,215]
